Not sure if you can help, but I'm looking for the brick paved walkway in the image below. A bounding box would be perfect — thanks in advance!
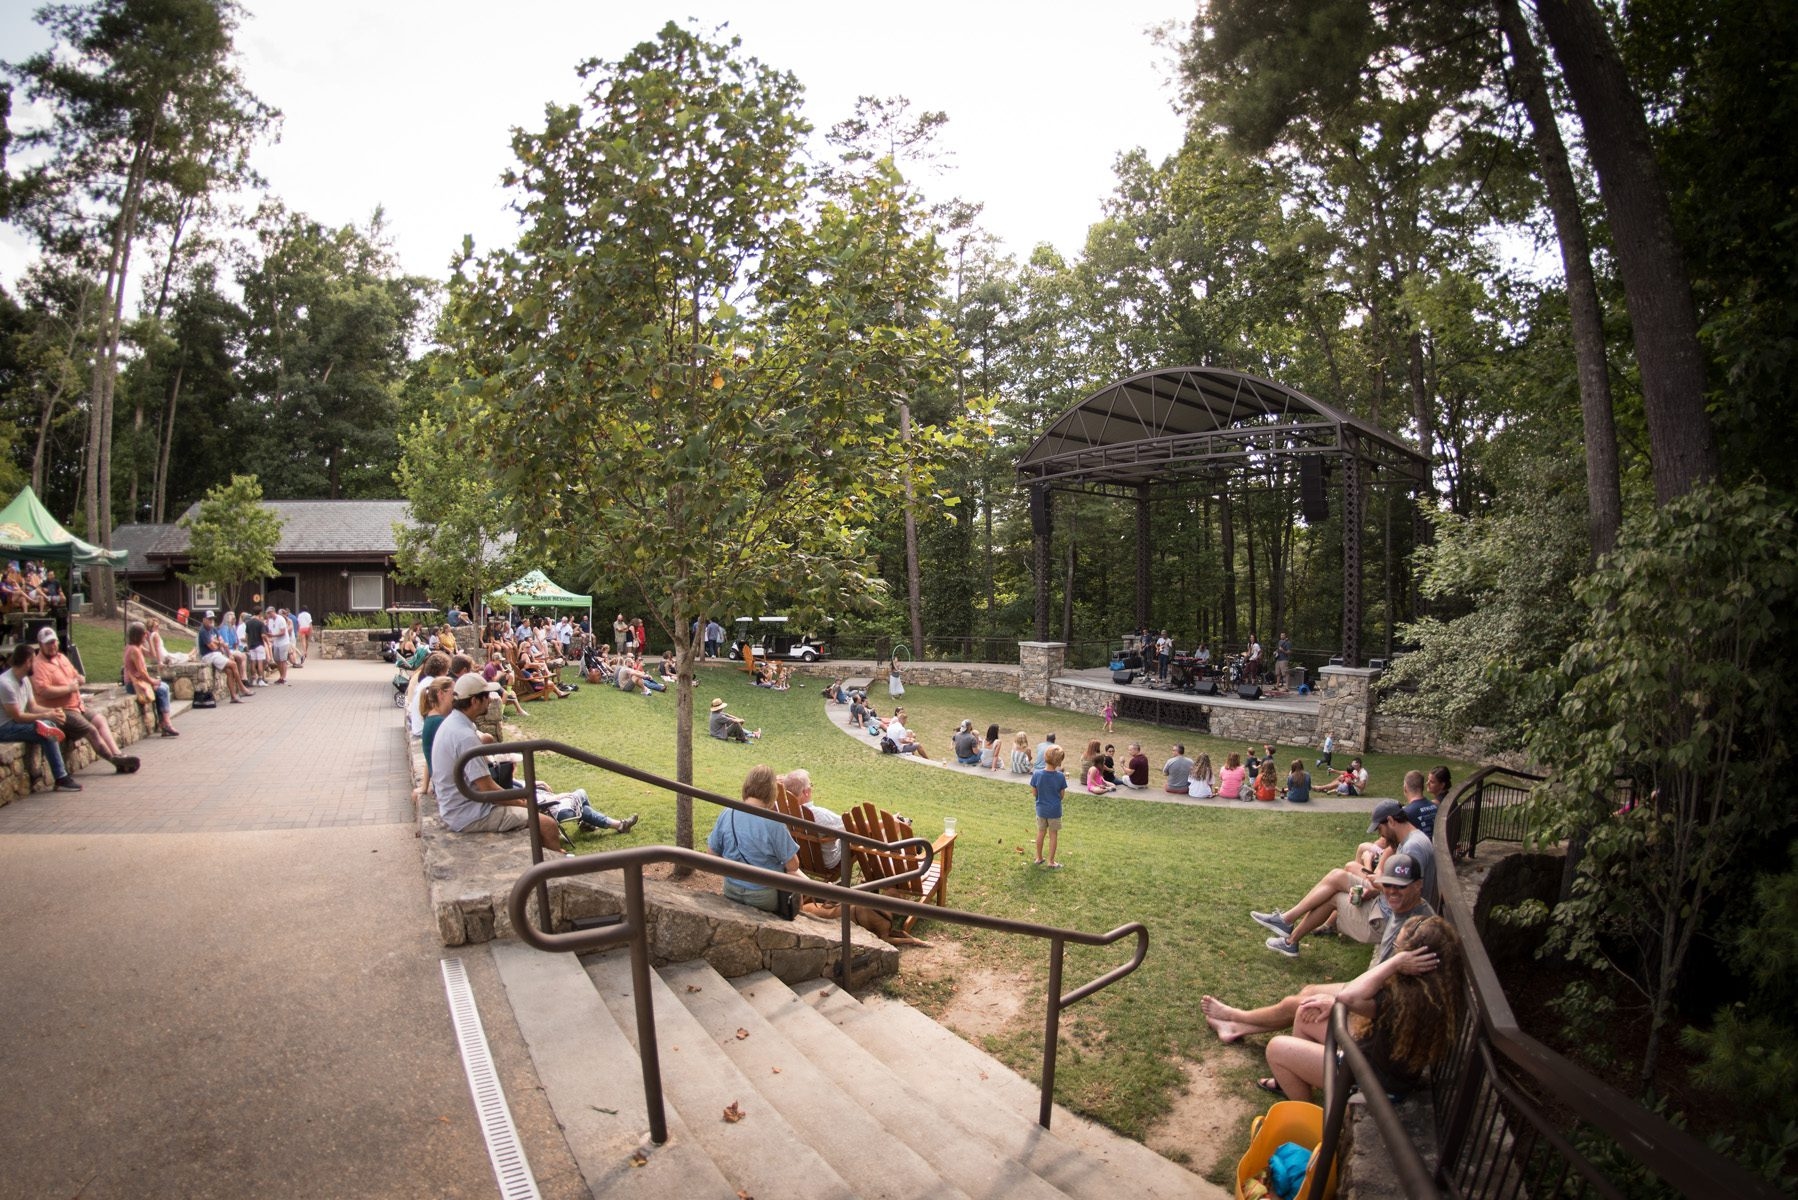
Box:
[0,657,411,835]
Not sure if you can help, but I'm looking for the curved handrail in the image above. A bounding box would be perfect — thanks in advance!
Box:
[506,844,1148,1141]
[1432,772,1779,1199]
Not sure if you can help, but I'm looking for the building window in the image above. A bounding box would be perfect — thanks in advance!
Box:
[191,582,219,609]
[349,574,385,611]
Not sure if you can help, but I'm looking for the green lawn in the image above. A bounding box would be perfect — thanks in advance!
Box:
[519,664,1474,1177]
[69,613,127,686]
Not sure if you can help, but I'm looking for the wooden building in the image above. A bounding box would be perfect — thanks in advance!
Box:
[112,499,429,620]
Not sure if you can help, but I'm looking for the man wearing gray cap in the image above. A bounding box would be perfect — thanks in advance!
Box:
[431,672,560,845]
[1202,850,1437,1045]
[1249,774,1437,958]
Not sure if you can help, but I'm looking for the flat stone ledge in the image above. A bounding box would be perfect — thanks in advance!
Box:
[408,728,898,985]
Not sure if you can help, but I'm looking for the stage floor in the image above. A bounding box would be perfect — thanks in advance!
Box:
[1060,666,1320,715]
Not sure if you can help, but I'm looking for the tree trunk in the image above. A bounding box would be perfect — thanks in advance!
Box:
[1220,493,1238,647]
[1496,0,1623,557]
[153,357,184,523]
[1535,0,1719,503]
[899,401,924,655]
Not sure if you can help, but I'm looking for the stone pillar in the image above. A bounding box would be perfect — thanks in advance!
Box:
[1316,665,1380,753]
[1018,641,1066,706]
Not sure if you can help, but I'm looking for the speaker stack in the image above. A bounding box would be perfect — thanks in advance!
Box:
[1237,683,1263,701]
[1193,680,1219,697]
[1299,457,1329,524]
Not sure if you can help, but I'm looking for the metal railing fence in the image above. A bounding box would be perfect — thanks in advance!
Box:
[452,737,1151,1144]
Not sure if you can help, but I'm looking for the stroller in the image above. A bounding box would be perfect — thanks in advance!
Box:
[392,669,412,707]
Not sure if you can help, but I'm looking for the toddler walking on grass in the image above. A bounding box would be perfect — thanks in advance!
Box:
[1102,699,1116,734]
[1031,745,1068,868]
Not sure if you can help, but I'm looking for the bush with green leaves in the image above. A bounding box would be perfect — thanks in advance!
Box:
[1516,482,1796,1091]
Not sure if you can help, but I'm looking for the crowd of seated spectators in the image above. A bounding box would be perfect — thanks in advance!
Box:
[1,560,64,613]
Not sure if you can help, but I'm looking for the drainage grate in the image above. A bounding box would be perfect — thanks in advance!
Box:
[441,957,541,1200]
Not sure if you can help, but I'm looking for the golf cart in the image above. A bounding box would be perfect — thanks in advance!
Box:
[729,616,830,664]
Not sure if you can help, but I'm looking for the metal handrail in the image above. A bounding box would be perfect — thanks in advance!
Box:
[450,737,937,985]
[1429,773,1781,1199]
[507,845,1148,1143]
[1307,1003,1438,1199]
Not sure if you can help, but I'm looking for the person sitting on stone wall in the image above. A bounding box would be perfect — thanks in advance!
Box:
[429,673,562,846]
[124,622,178,737]
[0,642,83,789]
[195,612,254,703]
[30,627,139,773]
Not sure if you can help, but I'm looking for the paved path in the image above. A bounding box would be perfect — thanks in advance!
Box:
[0,658,584,1200]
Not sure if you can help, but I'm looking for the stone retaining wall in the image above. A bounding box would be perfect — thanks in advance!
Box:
[0,683,168,808]
[1370,714,1533,771]
[408,730,898,984]
[314,627,391,661]
[786,660,1021,693]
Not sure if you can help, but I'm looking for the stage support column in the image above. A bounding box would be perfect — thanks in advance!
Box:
[1340,447,1363,668]
[1134,486,1151,630]
[1030,484,1052,642]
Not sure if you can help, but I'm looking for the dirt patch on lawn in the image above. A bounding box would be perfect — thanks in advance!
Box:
[1145,1056,1254,1180]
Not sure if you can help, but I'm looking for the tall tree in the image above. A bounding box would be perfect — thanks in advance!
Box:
[236,205,426,498]
[438,23,959,851]
[1534,0,1720,502]
[5,0,273,611]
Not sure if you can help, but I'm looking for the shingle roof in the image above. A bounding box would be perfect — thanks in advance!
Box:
[136,500,417,561]
[110,523,176,573]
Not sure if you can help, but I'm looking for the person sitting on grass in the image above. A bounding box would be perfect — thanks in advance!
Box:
[1283,759,1312,803]
[1031,744,1068,868]
[0,643,82,790]
[1163,743,1193,794]
[429,673,563,847]
[708,697,761,741]
[1188,752,1215,798]
[1217,752,1247,800]
[881,707,930,757]
[1008,730,1033,774]
[1254,759,1279,802]
[31,626,139,774]
[1327,757,1369,796]
[1084,755,1115,794]
[1253,795,1438,958]
[535,784,638,837]
[1259,915,1463,1101]
[1201,852,1437,1046]
[952,719,983,765]
[980,723,1002,770]
[1120,742,1149,789]
[707,763,803,915]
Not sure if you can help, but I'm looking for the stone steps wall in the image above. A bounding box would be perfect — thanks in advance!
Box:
[0,684,176,808]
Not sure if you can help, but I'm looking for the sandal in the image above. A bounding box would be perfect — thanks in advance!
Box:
[1255,1077,1284,1096]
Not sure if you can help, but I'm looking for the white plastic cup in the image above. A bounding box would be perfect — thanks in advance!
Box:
[943,817,958,836]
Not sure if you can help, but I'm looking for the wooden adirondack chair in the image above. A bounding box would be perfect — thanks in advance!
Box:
[508,647,560,702]
[840,802,956,932]
[770,783,844,882]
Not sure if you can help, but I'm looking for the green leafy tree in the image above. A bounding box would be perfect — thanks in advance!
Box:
[236,205,427,498]
[5,0,274,611]
[1516,483,1797,1088]
[178,472,281,612]
[438,23,960,850]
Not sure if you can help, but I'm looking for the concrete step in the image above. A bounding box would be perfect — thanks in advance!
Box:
[584,948,857,1199]
[661,958,968,1200]
[733,970,1074,1200]
[797,980,1227,1200]
[488,940,735,1199]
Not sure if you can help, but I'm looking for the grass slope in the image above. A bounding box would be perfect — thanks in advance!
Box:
[517,663,1473,1167]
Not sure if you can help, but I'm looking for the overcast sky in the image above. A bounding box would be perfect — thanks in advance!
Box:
[1,1,1194,293]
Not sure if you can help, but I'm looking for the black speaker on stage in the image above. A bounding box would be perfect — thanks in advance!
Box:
[1237,684,1263,700]
[1029,487,1051,537]
[1299,456,1329,524]
[1113,669,1136,685]
[1194,680,1219,696]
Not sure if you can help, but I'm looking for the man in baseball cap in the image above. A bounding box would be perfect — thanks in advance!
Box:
[429,673,559,847]
[1251,776,1438,959]
[30,626,140,773]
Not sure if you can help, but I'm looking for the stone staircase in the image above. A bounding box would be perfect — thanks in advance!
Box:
[491,941,1229,1199]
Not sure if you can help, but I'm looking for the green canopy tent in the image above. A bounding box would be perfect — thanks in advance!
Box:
[0,485,128,670]
[489,569,592,627]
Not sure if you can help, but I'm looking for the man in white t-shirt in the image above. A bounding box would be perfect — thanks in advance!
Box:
[264,607,293,684]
